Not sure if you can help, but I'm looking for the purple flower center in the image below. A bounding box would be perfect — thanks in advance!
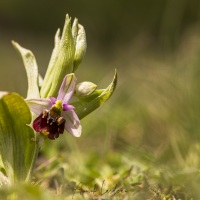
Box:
[33,109,66,140]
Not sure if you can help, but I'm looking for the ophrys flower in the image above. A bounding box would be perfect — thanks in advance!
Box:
[26,73,81,140]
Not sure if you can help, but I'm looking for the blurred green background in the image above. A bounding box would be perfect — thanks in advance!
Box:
[1,0,200,199]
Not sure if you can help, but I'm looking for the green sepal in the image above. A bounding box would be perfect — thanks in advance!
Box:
[73,70,117,119]
[12,41,40,99]
[0,93,37,183]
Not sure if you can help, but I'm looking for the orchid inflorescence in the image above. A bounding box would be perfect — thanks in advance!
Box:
[0,14,117,185]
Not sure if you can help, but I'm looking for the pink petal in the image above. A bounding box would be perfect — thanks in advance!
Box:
[57,74,77,103]
[62,109,82,137]
[63,104,74,111]
[50,96,57,104]
[25,98,52,115]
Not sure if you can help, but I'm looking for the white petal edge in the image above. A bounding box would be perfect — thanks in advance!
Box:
[62,109,82,137]
[57,73,77,103]
[25,98,52,115]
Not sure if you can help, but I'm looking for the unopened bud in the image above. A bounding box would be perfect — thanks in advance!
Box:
[76,81,97,97]
[72,18,87,72]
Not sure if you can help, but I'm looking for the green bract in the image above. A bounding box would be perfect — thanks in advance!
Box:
[12,42,40,99]
[74,70,117,119]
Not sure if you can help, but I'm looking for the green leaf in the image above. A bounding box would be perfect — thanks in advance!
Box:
[0,93,37,183]
[73,70,117,119]
[12,41,40,99]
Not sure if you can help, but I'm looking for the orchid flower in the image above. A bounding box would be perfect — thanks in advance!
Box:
[26,73,81,140]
